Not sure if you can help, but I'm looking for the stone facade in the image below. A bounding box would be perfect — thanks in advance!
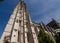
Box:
[1,0,60,43]
[0,1,39,43]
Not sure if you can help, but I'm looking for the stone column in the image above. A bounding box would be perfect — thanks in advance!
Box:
[31,25,38,43]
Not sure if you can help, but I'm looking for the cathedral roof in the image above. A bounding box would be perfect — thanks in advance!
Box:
[46,19,60,29]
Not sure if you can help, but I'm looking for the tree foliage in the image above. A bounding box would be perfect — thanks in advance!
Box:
[38,29,55,43]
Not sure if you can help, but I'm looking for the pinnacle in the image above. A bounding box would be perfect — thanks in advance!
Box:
[19,0,23,1]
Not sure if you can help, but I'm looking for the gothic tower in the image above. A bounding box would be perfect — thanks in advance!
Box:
[0,0,39,43]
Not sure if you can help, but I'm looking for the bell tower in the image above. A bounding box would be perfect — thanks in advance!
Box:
[0,0,39,43]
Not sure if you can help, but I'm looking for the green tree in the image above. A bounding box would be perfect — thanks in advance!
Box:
[38,29,55,43]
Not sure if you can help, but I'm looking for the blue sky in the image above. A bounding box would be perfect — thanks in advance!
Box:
[0,0,60,38]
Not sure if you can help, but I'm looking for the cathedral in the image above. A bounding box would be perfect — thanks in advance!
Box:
[0,0,39,43]
[0,0,60,43]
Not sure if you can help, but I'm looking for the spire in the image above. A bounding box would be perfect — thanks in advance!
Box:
[19,0,25,4]
[19,0,23,2]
